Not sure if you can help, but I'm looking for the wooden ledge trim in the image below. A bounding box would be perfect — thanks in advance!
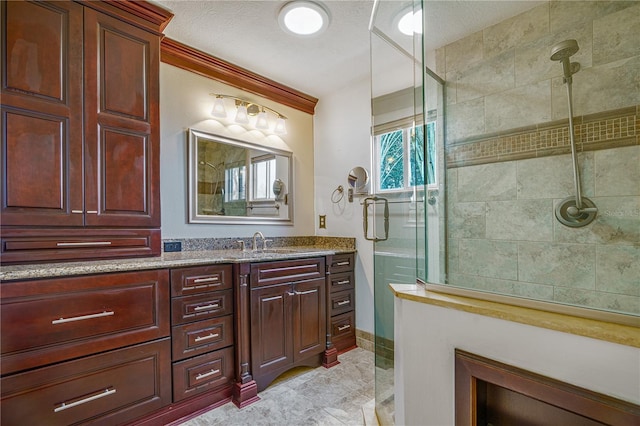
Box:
[161,38,318,115]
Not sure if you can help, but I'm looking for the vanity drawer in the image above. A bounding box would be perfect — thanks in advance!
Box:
[172,315,234,361]
[0,270,170,375]
[0,338,171,426]
[329,289,355,316]
[172,289,233,325]
[172,346,234,402]
[328,253,354,273]
[329,271,355,293]
[171,264,232,297]
[251,257,325,288]
[330,311,356,352]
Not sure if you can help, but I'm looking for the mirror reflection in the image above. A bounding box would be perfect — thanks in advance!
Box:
[188,129,293,224]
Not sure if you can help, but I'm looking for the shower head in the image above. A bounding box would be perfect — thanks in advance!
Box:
[550,39,580,81]
[550,39,579,61]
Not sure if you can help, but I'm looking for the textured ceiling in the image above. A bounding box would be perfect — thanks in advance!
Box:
[155,0,543,99]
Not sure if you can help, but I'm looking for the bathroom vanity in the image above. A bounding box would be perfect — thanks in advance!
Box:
[0,244,356,425]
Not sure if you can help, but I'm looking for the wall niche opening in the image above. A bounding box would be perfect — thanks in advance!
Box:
[455,349,639,426]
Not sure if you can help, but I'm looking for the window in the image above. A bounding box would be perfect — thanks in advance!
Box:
[376,121,437,192]
[251,155,276,200]
[224,161,246,202]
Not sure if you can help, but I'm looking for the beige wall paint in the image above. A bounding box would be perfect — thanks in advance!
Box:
[159,63,315,238]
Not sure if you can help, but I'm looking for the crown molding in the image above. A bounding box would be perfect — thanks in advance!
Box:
[161,38,317,115]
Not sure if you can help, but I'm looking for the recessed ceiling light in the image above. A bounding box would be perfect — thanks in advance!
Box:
[398,9,423,36]
[278,1,330,36]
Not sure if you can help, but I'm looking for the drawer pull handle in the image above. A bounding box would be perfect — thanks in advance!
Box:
[54,388,116,413]
[193,277,219,284]
[295,289,318,296]
[335,280,350,285]
[52,310,114,324]
[195,333,219,342]
[86,210,98,214]
[194,303,219,311]
[196,369,220,380]
[56,241,112,247]
[71,210,83,214]
[338,324,351,331]
[335,261,350,266]
[337,300,350,306]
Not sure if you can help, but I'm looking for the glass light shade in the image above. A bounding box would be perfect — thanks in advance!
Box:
[398,9,423,36]
[274,117,287,134]
[278,1,329,36]
[211,97,227,118]
[255,111,269,129]
[235,104,250,124]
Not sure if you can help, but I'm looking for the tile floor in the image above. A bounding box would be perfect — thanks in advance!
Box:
[181,348,374,426]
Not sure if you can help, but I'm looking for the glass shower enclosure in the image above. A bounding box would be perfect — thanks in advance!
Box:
[371,0,639,422]
[369,1,444,423]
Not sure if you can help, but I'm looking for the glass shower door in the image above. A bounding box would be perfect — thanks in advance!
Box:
[370,1,424,423]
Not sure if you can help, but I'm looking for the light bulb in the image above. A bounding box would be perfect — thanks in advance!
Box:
[274,116,287,134]
[255,110,269,129]
[211,96,227,118]
[235,104,250,124]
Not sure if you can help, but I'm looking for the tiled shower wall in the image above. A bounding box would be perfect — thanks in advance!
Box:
[437,1,640,315]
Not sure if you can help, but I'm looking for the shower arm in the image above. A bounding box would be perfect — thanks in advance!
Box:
[564,80,597,216]
[564,81,583,210]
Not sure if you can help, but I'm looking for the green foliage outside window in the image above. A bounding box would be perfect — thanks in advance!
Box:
[379,130,404,190]
[378,122,436,191]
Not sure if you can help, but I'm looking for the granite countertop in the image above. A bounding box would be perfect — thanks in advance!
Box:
[0,246,356,282]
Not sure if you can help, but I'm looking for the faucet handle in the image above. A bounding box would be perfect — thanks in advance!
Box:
[237,240,246,251]
[263,239,273,250]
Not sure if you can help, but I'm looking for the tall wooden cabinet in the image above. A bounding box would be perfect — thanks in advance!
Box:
[0,0,172,263]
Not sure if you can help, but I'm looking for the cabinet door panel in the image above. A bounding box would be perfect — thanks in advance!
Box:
[83,8,160,227]
[250,285,292,377]
[4,1,68,101]
[1,0,83,227]
[101,127,148,214]
[293,278,326,361]
[101,28,147,120]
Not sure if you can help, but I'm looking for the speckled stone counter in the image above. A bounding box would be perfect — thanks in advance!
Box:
[0,236,356,282]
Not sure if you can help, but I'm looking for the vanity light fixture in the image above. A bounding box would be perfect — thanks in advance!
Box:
[209,94,288,134]
[278,1,330,36]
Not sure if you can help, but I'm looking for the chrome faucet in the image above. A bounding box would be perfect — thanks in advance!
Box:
[252,231,265,251]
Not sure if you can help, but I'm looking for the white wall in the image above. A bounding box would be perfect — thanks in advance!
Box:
[314,77,375,334]
[394,297,640,426]
[160,63,316,239]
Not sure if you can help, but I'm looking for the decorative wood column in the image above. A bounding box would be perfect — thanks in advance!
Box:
[232,262,259,408]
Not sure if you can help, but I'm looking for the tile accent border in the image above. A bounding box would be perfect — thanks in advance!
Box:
[446,106,639,168]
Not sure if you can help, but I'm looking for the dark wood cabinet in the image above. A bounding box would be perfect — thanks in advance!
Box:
[327,253,356,352]
[169,265,235,404]
[0,0,171,263]
[1,339,171,426]
[249,258,327,391]
[0,269,170,375]
[0,269,172,425]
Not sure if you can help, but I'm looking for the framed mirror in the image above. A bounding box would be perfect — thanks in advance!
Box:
[188,129,293,225]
